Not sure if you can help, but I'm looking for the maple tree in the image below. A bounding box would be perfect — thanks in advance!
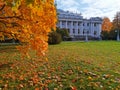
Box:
[0,0,57,57]
[102,17,112,31]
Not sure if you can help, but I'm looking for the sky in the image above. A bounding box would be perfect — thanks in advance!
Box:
[56,0,120,21]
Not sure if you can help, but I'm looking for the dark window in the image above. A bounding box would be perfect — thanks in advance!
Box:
[67,22,69,25]
[67,22,70,25]
[78,29,80,34]
[94,23,96,26]
[73,29,75,33]
[94,31,97,35]
[83,30,85,34]
[87,23,89,26]
[62,22,64,25]
[68,29,70,33]
[87,31,89,34]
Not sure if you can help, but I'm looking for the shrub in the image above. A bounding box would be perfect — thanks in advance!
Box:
[56,28,69,40]
[101,30,117,40]
[101,31,109,40]
[48,31,62,44]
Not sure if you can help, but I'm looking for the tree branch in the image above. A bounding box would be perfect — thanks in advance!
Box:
[0,20,22,30]
[0,15,23,20]
[0,4,5,16]
[0,4,5,11]
[0,4,23,20]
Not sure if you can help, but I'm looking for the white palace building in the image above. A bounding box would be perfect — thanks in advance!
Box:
[57,9,103,40]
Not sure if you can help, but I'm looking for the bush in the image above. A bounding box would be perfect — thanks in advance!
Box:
[48,31,62,44]
[101,30,117,40]
[101,31,109,40]
[56,28,69,40]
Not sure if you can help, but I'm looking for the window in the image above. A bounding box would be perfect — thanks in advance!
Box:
[78,29,80,34]
[73,29,75,33]
[62,21,66,25]
[87,31,89,34]
[94,23,96,27]
[94,31,97,35]
[67,22,69,25]
[68,21,71,26]
[68,29,70,33]
[87,23,89,26]
[62,22,64,25]
[83,23,84,26]
[83,30,85,34]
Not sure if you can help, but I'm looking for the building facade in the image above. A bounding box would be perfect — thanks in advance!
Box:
[57,9,103,40]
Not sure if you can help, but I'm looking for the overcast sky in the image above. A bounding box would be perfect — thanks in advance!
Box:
[56,0,120,21]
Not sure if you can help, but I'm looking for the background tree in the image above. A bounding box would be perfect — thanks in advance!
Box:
[112,12,120,30]
[0,0,57,57]
[112,11,120,40]
[101,17,112,40]
[102,17,112,31]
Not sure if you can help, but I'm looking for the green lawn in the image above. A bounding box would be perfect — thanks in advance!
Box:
[0,41,120,89]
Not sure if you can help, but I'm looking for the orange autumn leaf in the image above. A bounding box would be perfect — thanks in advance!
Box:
[70,86,77,90]
[35,87,39,90]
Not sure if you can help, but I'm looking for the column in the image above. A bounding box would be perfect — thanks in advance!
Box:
[78,22,80,35]
[97,23,99,37]
[80,22,83,35]
[65,21,68,29]
[70,21,73,35]
[98,23,102,37]
[76,22,78,35]
[60,21,62,28]
[92,23,94,36]
[90,23,92,36]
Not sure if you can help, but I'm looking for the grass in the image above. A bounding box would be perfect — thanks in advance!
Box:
[0,41,120,89]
